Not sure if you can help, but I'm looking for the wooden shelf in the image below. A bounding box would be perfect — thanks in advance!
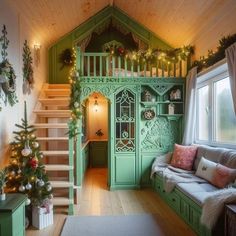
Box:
[140,101,183,107]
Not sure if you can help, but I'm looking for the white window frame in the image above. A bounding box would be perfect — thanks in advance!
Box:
[195,61,236,149]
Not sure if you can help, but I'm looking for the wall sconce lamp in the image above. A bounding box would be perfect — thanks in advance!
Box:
[94,97,99,112]
[34,44,41,66]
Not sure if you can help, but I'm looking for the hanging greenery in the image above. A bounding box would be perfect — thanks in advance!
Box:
[106,44,194,65]
[59,48,76,70]
[67,48,82,138]
[22,40,34,94]
[193,33,236,72]
[0,25,18,111]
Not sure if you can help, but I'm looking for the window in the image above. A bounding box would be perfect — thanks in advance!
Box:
[196,63,236,147]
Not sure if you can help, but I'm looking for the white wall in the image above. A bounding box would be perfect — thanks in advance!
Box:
[0,0,47,166]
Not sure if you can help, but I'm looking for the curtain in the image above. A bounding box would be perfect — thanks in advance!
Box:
[225,42,236,114]
[77,34,92,52]
[182,66,198,145]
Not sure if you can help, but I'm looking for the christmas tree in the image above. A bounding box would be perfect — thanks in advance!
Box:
[6,102,52,207]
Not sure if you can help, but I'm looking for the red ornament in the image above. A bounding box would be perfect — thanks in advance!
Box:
[118,47,124,56]
[29,157,38,169]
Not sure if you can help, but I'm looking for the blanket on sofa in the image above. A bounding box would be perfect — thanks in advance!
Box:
[151,156,206,192]
[201,188,236,229]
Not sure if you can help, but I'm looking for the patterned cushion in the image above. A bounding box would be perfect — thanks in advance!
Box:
[196,157,217,183]
[212,164,236,188]
[170,144,198,170]
[196,157,236,188]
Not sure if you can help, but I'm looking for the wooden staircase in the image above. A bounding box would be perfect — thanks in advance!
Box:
[33,83,74,214]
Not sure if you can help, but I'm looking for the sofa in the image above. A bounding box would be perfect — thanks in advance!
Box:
[151,144,236,236]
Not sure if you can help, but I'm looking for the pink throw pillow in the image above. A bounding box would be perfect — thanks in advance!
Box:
[212,164,236,188]
[170,144,198,170]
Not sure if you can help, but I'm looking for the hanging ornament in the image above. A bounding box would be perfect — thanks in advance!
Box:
[38,179,45,187]
[21,140,32,156]
[28,157,38,169]
[25,198,31,205]
[46,184,52,191]
[39,153,44,159]
[30,134,35,139]
[49,194,53,199]
[17,169,22,174]
[10,170,15,176]
[19,185,25,192]
[32,141,39,148]
[25,182,32,190]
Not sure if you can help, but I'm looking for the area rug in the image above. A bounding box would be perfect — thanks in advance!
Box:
[60,214,165,236]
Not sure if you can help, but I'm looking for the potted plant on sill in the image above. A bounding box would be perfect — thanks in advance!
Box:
[0,167,7,201]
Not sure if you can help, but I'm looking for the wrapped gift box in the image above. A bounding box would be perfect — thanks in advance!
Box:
[32,204,53,229]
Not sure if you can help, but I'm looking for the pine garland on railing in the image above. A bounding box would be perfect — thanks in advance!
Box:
[105,45,194,65]
[193,33,236,72]
[67,48,82,138]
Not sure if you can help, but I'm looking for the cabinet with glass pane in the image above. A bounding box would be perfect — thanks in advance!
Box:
[111,88,137,188]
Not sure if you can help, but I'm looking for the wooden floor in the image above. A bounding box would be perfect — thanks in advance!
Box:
[26,168,196,236]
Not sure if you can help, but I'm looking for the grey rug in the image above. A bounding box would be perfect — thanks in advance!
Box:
[60,214,166,236]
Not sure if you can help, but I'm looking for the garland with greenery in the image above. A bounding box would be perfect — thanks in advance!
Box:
[59,48,76,70]
[22,40,34,94]
[105,44,194,65]
[68,60,82,138]
[193,33,236,72]
[0,25,18,111]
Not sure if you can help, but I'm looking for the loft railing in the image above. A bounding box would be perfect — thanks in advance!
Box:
[76,49,188,78]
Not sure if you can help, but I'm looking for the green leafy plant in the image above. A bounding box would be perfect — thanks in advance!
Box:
[59,48,76,70]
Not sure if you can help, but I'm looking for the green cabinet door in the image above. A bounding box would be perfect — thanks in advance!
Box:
[90,141,108,167]
[0,194,26,236]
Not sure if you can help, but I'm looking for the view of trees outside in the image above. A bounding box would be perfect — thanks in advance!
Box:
[215,77,236,143]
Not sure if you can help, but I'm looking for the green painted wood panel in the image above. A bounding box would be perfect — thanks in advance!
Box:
[0,194,26,236]
[115,154,135,184]
[90,141,108,167]
[140,152,157,186]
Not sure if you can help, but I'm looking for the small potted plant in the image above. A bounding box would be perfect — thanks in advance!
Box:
[0,167,7,201]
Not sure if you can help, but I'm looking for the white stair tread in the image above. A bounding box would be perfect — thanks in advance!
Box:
[42,150,69,156]
[34,110,71,117]
[34,123,68,128]
[45,164,73,171]
[37,137,68,141]
[38,98,69,106]
[52,197,73,206]
[50,180,74,188]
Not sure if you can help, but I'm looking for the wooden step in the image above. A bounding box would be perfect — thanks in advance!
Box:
[33,123,68,129]
[52,197,73,206]
[50,181,74,188]
[45,164,73,171]
[42,150,69,156]
[44,89,70,97]
[37,137,68,141]
[48,84,70,89]
[38,98,69,106]
[34,110,71,118]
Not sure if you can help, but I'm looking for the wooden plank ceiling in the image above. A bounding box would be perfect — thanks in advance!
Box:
[7,0,236,53]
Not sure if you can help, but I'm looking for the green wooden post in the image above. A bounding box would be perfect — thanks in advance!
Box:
[125,58,127,77]
[100,56,102,77]
[162,61,164,77]
[87,56,90,77]
[93,56,96,77]
[131,61,134,77]
[174,63,176,77]
[112,56,115,76]
[68,124,74,215]
[76,47,81,73]
[81,52,84,76]
[118,57,121,77]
